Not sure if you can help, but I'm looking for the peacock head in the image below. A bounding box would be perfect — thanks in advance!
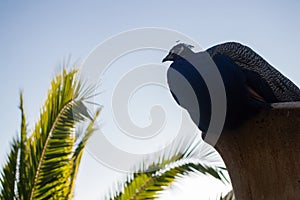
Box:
[162,43,194,62]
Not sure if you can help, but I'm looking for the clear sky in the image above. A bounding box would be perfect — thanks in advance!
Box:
[1,1,299,199]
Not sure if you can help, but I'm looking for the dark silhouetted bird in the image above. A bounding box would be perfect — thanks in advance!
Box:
[163,42,300,135]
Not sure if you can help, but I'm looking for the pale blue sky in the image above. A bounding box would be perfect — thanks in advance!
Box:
[1,1,299,199]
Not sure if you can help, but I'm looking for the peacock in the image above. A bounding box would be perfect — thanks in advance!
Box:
[162,42,300,135]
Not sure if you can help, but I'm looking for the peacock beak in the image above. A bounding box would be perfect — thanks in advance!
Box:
[162,52,174,62]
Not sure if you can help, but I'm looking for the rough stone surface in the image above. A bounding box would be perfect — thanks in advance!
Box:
[215,102,300,200]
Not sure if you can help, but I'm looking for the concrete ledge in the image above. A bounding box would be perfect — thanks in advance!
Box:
[215,102,300,200]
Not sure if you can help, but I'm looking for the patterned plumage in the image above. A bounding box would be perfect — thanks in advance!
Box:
[206,42,300,102]
[163,42,300,133]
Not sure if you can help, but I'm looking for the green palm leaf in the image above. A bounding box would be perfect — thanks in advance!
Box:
[1,92,27,200]
[18,91,28,199]
[0,68,101,200]
[25,69,92,200]
[221,190,235,200]
[111,158,226,200]
[67,108,101,199]
[108,138,227,200]
[0,137,19,200]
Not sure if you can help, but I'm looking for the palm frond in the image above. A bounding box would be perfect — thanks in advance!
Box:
[112,158,225,200]
[22,69,92,200]
[0,92,27,200]
[0,137,19,200]
[0,68,101,200]
[17,92,28,199]
[67,108,101,199]
[221,190,235,200]
[108,136,227,200]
